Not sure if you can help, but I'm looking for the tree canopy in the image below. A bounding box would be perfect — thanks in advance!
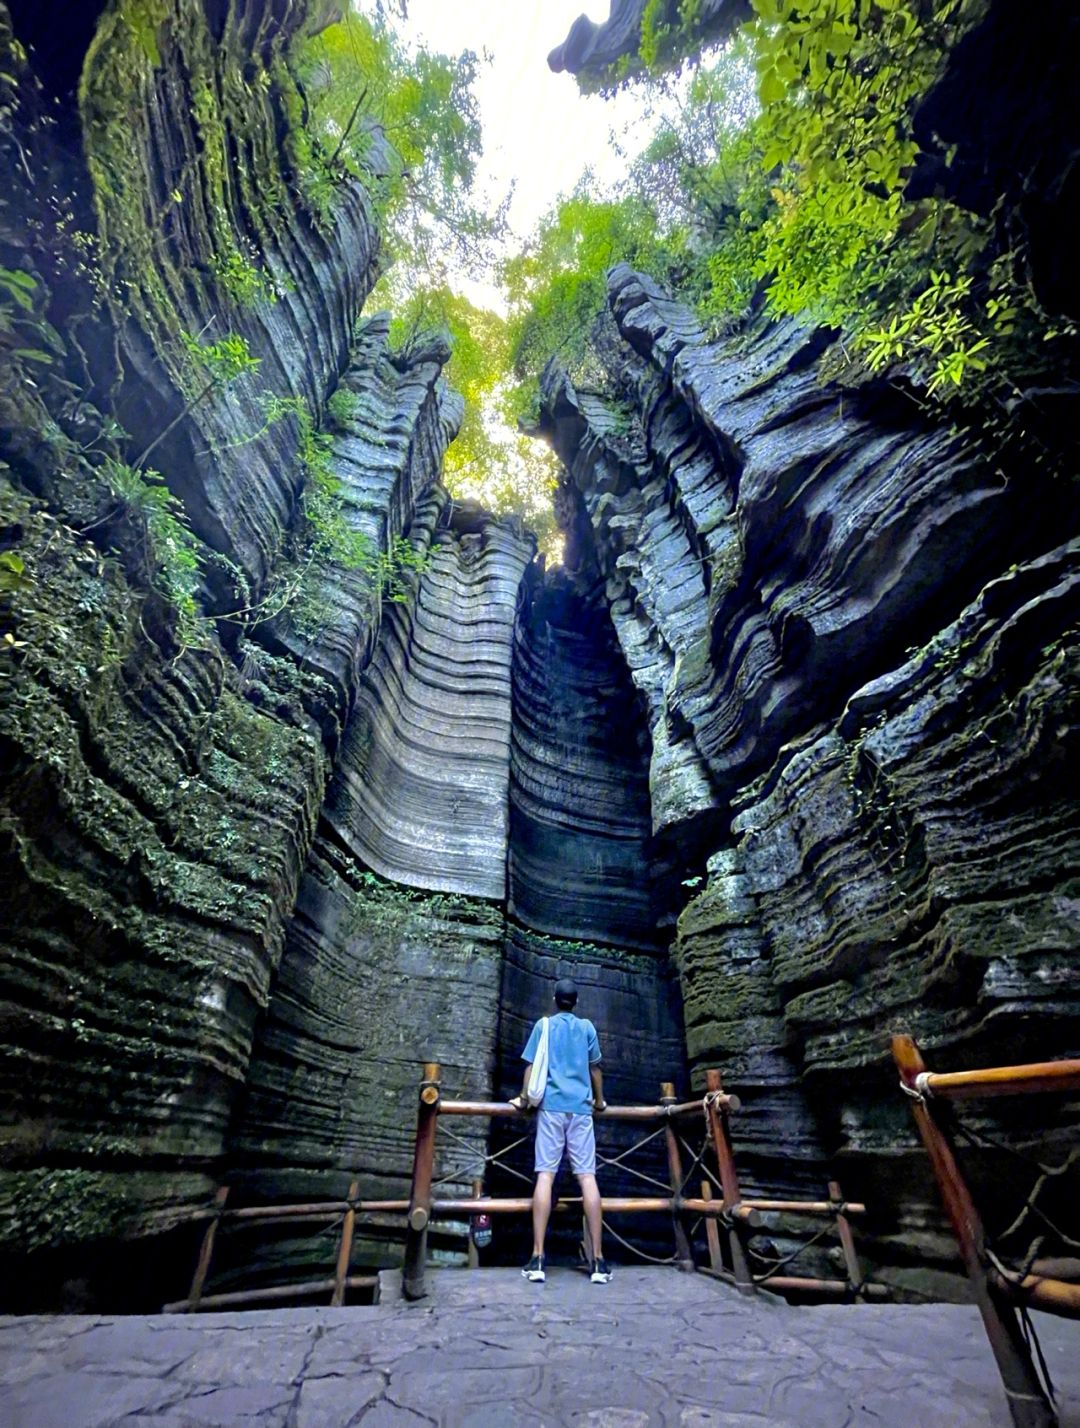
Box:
[505,0,1077,421]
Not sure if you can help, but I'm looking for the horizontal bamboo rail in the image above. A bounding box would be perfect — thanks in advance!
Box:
[991,1270,1080,1318]
[756,1276,888,1298]
[438,1096,740,1118]
[397,1059,877,1302]
[699,1266,888,1299]
[162,1274,378,1314]
[186,1199,411,1226]
[912,1059,1080,1102]
[428,1195,762,1224]
[743,1199,866,1216]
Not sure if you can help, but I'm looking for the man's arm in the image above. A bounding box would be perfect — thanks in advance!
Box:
[590,1064,606,1112]
[508,1063,533,1111]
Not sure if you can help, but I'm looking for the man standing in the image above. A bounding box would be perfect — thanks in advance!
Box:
[509,977,611,1284]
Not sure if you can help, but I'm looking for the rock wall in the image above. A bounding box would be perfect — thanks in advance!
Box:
[537,266,1080,1291]
[4,0,1076,1310]
[548,0,749,87]
[75,0,380,594]
[0,0,459,1269]
[508,566,669,948]
[230,496,535,1224]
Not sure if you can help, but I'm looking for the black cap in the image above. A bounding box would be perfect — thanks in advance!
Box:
[554,978,578,1007]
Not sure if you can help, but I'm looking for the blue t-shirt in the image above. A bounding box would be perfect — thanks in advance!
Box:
[522,1011,602,1114]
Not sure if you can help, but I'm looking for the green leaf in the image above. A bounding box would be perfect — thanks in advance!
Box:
[759,67,787,104]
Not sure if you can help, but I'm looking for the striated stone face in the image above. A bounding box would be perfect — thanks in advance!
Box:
[491,922,686,1261]
[260,319,463,743]
[230,840,506,1212]
[327,496,535,900]
[508,566,673,949]
[548,0,750,85]
[0,487,332,1246]
[5,0,1077,1311]
[228,495,535,1238]
[538,264,1080,1288]
[73,0,382,596]
[542,268,1039,840]
[0,0,458,1265]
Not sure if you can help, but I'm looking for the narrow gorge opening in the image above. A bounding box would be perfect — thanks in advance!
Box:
[0,6,1077,1412]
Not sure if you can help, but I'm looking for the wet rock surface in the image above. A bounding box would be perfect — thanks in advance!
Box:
[2,1268,1078,1427]
[229,496,535,1215]
[548,0,750,86]
[0,0,456,1256]
[537,264,1080,1287]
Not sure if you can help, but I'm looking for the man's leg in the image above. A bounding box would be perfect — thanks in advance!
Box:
[578,1172,603,1260]
[532,1171,555,1257]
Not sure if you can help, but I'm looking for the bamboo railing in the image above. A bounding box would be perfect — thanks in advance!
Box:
[169,1060,882,1311]
[402,1061,882,1303]
[162,1179,382,1314]
[893,1035,1080,1428]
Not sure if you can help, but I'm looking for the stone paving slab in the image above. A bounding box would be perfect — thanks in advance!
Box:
[1,1267,1077,1427]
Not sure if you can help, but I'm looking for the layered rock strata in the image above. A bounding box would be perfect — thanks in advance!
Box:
[493,922,686,1244]
[548,0,749,86]
[232,499,535,1206]
[537,266,1080,1290]
[76,0,380,594]
[509,566,670,947]
[0,0,457,1262]
[331,500,534,900]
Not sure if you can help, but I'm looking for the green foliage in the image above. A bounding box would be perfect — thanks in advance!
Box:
[102,460,203,636]
[131,329,260,473]
[657,0,1069,399]
[504,189,674,412]
[731,0,1002,391]
[640,0,706,73]
[208,241,282,308]
[117,0,168,69]
[0,551,27,594]
[326,386,360,428]
[295,11,502,278]
[377,283,560,558]
[0,266,64,368]
[514,0,1074,415]
[179,329,261,386]
[249,394,427,630]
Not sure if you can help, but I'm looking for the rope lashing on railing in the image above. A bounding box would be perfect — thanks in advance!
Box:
[751,1221,836,1287]
[946,1112,1080,1275]
[600,1217,679,1266]
[595,1126,677,1196]
[898,1072,935,1102]
[431,1118,534,1189]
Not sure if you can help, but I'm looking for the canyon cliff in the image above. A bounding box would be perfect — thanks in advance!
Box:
[0,0,1076,1308]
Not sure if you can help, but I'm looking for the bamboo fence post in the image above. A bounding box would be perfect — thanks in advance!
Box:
[661,1082,695,1271]
[403,1061,440,1301]
[185,1185,229,1312]
[704,1068,754,1294]
[467,1178,482,1270]
[701,1180,723,1272]
[828,1180,865,1298]
[330,1179,360,1307]
[892,1035,1056,1428]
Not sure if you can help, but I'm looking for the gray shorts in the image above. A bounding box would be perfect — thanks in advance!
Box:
[534,1110,597,1176]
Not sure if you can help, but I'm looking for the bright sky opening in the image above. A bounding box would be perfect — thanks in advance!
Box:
[396,1,666,308]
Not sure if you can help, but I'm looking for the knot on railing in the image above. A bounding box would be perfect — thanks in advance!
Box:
[702,1088,729,1119]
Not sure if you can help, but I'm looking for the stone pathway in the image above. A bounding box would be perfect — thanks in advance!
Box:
[2,1267,1077,1427]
